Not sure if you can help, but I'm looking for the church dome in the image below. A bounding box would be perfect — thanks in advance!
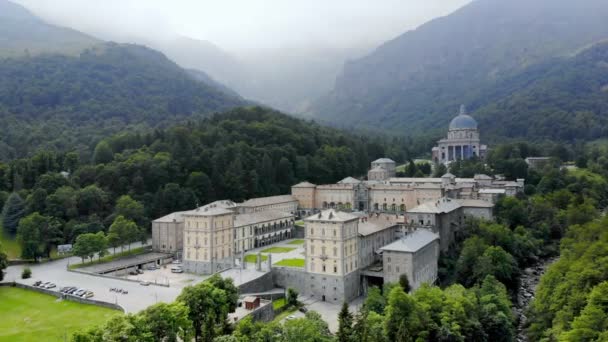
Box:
[449,105,477,130]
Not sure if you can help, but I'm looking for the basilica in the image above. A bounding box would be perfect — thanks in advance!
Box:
[432,105,487,165]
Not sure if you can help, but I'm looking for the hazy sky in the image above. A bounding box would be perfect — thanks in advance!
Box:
[15,0,471,53]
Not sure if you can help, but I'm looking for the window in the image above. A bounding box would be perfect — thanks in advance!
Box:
[396,266,400,273]
[333,247,337,256]
[322,265,326,272]
[333,266,337,273]
[333,229,336,237]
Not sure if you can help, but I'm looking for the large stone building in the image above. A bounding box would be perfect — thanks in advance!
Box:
[432,105,487,165]
[380,229,440,290]
[292,160,523,217]
[153,197,295,274]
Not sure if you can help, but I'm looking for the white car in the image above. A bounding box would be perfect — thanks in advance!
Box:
[45,283,56,289]
[140,281,150,286]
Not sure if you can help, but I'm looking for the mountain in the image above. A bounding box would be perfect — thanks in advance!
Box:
[0,43,246,159]
[311,0,608,139]
[186,68,241,99]
[0,0,99,57]
[472,42,608,142]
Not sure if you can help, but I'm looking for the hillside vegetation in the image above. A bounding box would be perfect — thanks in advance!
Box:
[0,43,246,160]
[311,0,608,142]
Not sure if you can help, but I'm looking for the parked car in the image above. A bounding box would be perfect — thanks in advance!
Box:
[47,283,56,289]
[83,291,94,298]
[74,289,86,296]
[68,288,79,294]
[33,280,42,287]
[140,281,150,286]
[39,281,50,288]
[286,315,297,320]
[136,269,144,274]
[129,270,138,275]
[298,306,308,313]
[146,265,157,270]
[171,267,183,273]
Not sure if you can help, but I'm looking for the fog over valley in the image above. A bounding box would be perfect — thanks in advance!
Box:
[13,0,471,112]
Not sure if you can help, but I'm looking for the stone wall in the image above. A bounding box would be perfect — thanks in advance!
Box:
[237,271,275,294]
[247,300,274,322]
[272,267,360,304]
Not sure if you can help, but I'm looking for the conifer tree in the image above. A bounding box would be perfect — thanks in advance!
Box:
[337,302,354,342]
[2,192,25,235]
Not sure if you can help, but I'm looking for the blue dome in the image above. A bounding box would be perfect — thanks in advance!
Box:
[449,114,478,130]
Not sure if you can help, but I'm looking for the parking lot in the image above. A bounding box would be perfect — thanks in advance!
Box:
[1,254,189,313]
[123,263,210,288]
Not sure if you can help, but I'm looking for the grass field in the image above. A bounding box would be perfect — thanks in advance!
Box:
[287,239,305,245]
[261,247,295,253]
[0,287,120,342]
[295,220,304,226]
[272,298,286,310]
[273,258,305,267]
[244,254,268,263]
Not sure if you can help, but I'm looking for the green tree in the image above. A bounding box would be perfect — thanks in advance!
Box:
[139,302,193,342]
[283,311,332,342]
[363,286,386,314]
[478,276,514,342]
[287,287,299,307]
[93,141,114,164]
[177,281,231,342]
[72,232,103,262]
[17,213,59,260]
[2,192,25,235]
[384,286,419,342]
[114,195,146,226]
[337,302,354,342]
[109,215,140,252]
[399,274,411,293]
[0,241,7,281]
[474,246,518,288]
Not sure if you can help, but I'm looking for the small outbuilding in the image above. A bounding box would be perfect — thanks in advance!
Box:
[243,296,260,310]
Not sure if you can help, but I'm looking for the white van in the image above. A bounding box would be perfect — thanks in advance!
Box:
[171,266,183,273]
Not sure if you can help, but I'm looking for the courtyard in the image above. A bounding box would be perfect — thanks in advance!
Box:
[0,286,120,342]
[242,238,306,270]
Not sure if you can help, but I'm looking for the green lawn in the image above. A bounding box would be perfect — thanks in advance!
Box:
[0,231,21,259]
[243,254,268,263]
[0,287,120,342]
[261,247,295,253]
[273,258,305,267]
[69,247,146,270]
[295,220,304,226]
[273,298,287,310]
[287,239,305,245]
[272,306,297,322]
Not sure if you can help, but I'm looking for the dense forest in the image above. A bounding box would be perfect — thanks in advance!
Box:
[0,42,246,160]
[0,106,411,260]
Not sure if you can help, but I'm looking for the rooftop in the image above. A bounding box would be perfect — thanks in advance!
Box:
[240,195,297,207]
[234,210,294,227]
[338,176,362,184]
[457,199,494,208]
[380,229,439,253]
[479,188,506,194]
[153,211,188,223]
[408,198,462,214]
[357,217,399,236]
[304,209,359,223]
[292,181,316,188]
[372,158,396,164]
[389,177,443,184]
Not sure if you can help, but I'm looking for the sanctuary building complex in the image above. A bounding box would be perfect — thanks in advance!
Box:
[152,108,523,302]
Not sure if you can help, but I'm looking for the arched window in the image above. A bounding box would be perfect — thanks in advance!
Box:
[400,204,406,212]
[382,203,387,211]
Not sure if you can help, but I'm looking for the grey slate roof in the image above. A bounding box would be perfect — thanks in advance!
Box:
[408,198,461,214]
[304,209,359,222]
[372,158,395,163]
[240,195,297,207]
[380,229,439,253]
[234,210,294,227]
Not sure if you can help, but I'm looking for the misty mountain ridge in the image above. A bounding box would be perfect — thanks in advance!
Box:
[311,0,608,141]
[0,0,99,57]
[0,42,247,158]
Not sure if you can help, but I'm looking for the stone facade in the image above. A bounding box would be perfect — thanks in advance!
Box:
[367,158,396,181]
[432,105,488,165]
[151,211,185,254]
[380,229,440,290]
[234,211,295,254]
[238,195,299,215]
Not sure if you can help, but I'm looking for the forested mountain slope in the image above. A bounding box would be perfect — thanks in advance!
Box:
[311,0,608,140]
[0,43,246,160]
[0,0,98,57]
